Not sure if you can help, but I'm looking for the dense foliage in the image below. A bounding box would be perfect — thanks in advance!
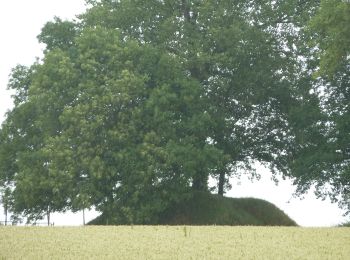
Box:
[304,0,350,213]
[0,0,348,223]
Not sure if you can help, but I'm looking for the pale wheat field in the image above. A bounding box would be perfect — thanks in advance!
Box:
[0,226,349,259]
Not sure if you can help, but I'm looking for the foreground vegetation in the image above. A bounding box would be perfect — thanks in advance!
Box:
[1,226,349,259]
[90,192,297,226]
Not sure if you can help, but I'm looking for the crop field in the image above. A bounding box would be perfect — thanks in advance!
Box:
[0,226,349,259]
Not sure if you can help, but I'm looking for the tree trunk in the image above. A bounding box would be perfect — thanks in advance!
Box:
[83,208,85,226]
[2,189,9,226]
[4,203,8,226]
[192,172,208,191]
[218,171,225,196]
[47,207,51,226]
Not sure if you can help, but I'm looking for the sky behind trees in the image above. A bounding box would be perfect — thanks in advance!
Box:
[0,0,347,226]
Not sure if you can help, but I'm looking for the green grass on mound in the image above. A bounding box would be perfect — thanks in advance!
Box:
[158,192,297,226]
[90,192,297,226]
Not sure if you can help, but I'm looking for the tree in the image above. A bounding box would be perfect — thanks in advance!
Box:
[82,0,322,195]
[300,0,350,213]
[0,187,11,225]
[44,25,222,223]
[0,0,328,224]
[1,55,75,224]
[0,120,16,225]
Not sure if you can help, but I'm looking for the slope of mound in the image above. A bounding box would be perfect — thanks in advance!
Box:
[89,192,297,226]
[158,192,297,226]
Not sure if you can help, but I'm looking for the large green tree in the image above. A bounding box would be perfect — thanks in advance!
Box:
[50,27,221,223]
[0,0,330,223]
[300,0,350,213]
[1,22,222,223]
[81,0,322,194]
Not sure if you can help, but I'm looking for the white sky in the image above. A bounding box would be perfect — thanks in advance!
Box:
[0,0,348,227]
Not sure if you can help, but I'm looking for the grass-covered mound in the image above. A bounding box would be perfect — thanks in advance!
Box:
[158,192,297,226]
[89,192,297,226]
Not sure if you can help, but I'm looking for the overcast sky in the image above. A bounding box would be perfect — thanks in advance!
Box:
[0,0,348,227]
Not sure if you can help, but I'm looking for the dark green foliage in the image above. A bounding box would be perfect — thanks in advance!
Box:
[309,0,350,78]
[296,0,350,212]
[38,17,79,51]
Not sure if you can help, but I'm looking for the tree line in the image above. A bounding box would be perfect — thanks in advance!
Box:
[0,0,349,224]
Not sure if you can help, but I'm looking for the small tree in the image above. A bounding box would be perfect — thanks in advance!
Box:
[0,187,11,225]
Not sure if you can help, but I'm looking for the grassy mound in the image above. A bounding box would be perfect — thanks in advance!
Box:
[89,192,297,226]
[158,192,297,226]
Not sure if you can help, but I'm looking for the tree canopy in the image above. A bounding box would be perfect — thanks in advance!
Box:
[303,0,350,213]
[0,0,348,223]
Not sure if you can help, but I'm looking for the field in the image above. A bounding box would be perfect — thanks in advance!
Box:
[1,226,349,259]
